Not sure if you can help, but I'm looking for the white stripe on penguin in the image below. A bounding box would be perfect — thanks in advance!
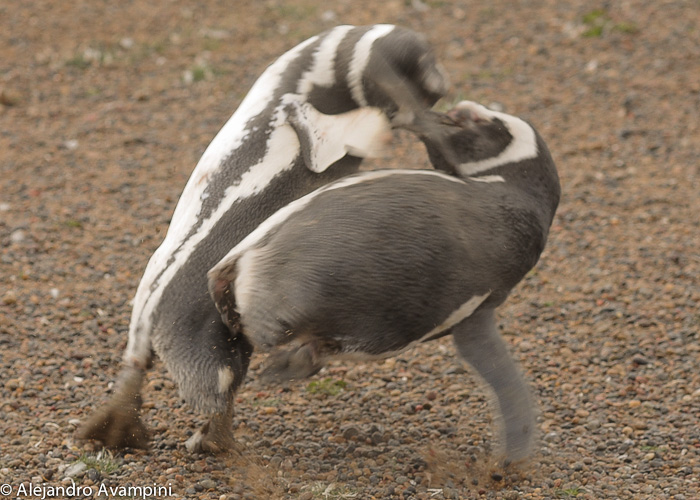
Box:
[456,103,539,177]
[296,25,354,95]
[348,25,396,107]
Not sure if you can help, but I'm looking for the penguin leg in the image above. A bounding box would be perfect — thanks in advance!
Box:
[185,334,253,454]
[260,339,341,383]
[77,363,150,449]
[185,398,241,455]
[451,308,536,465]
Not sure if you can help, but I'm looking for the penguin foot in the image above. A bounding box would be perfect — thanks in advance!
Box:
[260,343,324,383]
[261,340,339,383]
[77,366,149,449]
[185,411,241,455]
[77,396,149,449]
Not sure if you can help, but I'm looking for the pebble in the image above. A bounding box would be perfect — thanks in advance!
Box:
[63,462,87,478]
[342,426,360,440]
[200,479,217,489]
[2,290,18,305]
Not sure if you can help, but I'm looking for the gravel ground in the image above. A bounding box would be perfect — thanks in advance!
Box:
[1,1,698,499]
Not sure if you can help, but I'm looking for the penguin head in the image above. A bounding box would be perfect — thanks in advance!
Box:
[361,27,450,119]
[399,101,540,178]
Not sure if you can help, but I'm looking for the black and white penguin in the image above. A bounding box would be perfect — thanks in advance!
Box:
[78,24,449,452]
[207,101,561,464]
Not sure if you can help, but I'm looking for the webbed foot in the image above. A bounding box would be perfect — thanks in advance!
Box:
[77,366,149,449]
[185,409,242,455]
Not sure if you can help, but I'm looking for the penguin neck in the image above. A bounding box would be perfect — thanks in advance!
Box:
[442,130,560,227]
[471,132,561,225]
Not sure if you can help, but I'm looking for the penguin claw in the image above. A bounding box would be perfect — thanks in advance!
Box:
[185,425,241,455]
[77,401,150,450]
[77,366,150,449]
[184,409,241,455]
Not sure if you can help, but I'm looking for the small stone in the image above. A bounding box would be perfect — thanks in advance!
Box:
[342,426,360,440]
[10,230,25,243]
[86,468,101,481]
[585,419,601,430]
[491,472,504,481]
[0,88,20,106]
[200,479,216,489]
[64,461,87,478]
[628,399,641,408]
[518,340,533,351]
[543,432,559,443]
[120,37,135,49]
[5,378,22,390]
[632,420,648,430]
[444,365,467,375]
[2,291,18,305]
[370,431,384,445]
[321,10,337,22]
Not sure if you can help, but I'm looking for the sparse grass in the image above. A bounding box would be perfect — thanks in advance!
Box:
[582,8,638,37]
[304,482,358,499]
[251,397,283,407]
[613,21,639,34]
[65,54,91,69]
[582,9,607,37]
[191,65,208,82]
[202,38,222,51]
[65,46,116,69]
[64,219,83,228]
[306,377,347,396]
[582,9,607,25]
[184,62,218,84]
[556,487,583,498]
[66,39,172,70]
[75,449,120,475]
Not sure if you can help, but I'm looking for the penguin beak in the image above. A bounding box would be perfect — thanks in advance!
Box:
[394,109,464,169]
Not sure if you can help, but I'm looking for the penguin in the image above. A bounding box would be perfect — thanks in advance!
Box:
[78,24,449,453]
[206,101,561,464]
